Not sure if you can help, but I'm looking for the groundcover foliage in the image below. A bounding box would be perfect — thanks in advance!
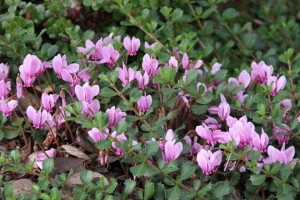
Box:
[0,0,300,199]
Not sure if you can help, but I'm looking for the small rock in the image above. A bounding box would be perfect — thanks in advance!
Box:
[11,179,34,197]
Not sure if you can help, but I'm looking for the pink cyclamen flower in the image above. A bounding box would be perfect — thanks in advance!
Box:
[184,136,202,155]
[116,63,136,87]
[88,128,108,142]
[142,54,159,76]
[204,117,220,130]
[168,56,179,72]
[273,125,290,144]
[211,63,222,75]
[16,74,24,99]
[99,44,120,67]
[280,99,292,116]
[123,36,140,56]
[77,39,103,61]
[251,61,273,83]
[52,54,79,85]
[36,148,56,169]
[74,82,99,103]
[267,75,286,96]
[144,41,157,50]
[137,95,152,112]
[218,94,230,121]
[81,100,100,117]
[228,70,251,89]
[196,124,216,144]
[0,100,18,116]
[264,143,295,165]
[251,129,269,152]
[0,63,9,81]
[19,54,43,87]
[135,71,149,89]
[0,80,11,100]
[111,132,137,155]
[77,68,91,83]
[197,149,222,174]
[106,106,126,127]
[41,93,59,112]
[182,53,189,70]
[161,129,183,163]
[26,106,52,129]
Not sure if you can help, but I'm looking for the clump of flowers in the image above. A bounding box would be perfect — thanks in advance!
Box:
[0,33,298,199]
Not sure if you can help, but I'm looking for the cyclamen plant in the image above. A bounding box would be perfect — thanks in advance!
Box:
[1,32,300,199]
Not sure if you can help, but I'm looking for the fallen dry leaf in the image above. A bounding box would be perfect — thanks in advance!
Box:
[61,144,90,160]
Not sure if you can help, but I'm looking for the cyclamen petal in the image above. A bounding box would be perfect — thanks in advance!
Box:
[0,63,9,81]
[0,100,18,116]
[211,63,222,75]
[238,70,251,88]
[142,54,159,76]
[36,148,56,169]
[137,95,152,112]
[19,54,43,87]
[218,94,230,121]
[41,93,59,112]
[123,36,140,56]
[88,128,108,142]
[116,63,136,87]
[0,80,11,99]
[197,149,222,174]
[106,106,126,127]
[135,71,149,89]
[26,106,50,129]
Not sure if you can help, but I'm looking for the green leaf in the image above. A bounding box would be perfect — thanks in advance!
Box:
[197,183,212,198]
[213,69,227,81]
[130,164,159,177]
[0,130,4,141]
[146,141,160,157]
[93,112,109,130]
[279,165,292,181]
[101,87,117,98]
[250,174,266,186]
[106,178,118,194]
[222,8,239,20]
[124,179,136,195]
[163,161,178,174]
[215,82,226,96]
[144,181,155,200]
[160,6,172,19]
[256,104,266,116]
[9,150,20,163]
[196,92,214,104]
[98,74,109,83]
[130,88,142,102]
[185,69,198,85]
[130,164,147,177]
[96,140,112,150]
[213,181,232,199]
[191,104,208,115]
[47,45,58,58]
[42,158,54,174]
[180,161,196,180]
[4,128,21,140]
[171,8,183,22]
[116,121,127,134]
[80,170,93,184]
[166,186,181,200]
[270,161,281,175]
